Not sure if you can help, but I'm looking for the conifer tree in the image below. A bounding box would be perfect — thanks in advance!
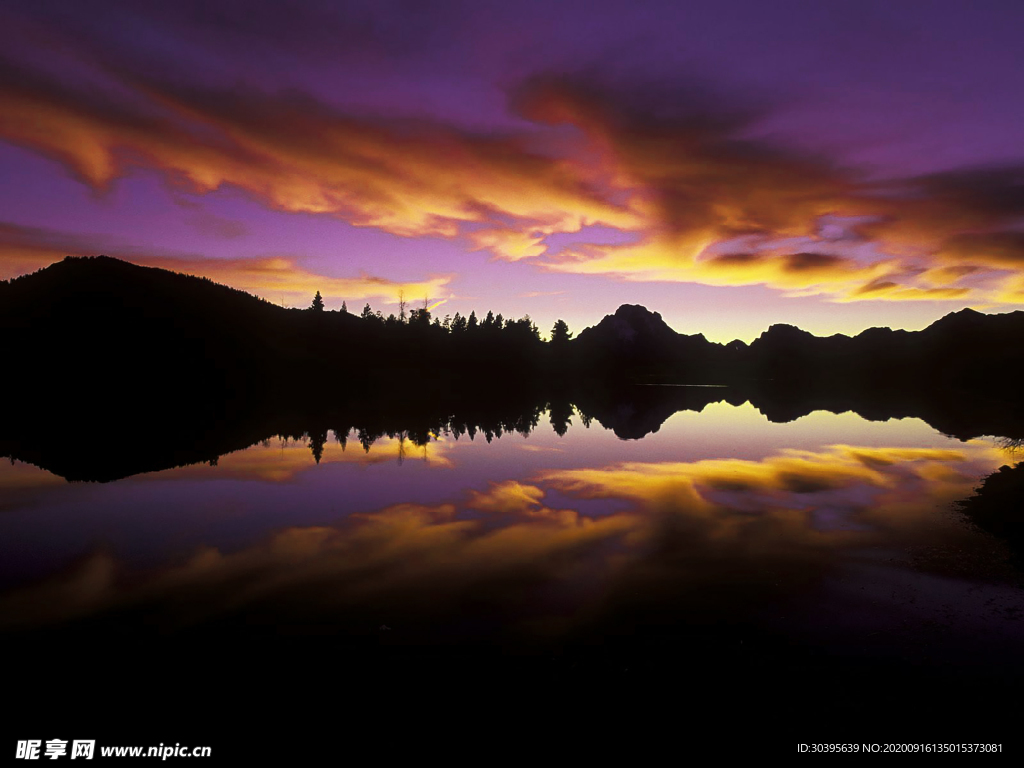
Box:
[551,319,572,345]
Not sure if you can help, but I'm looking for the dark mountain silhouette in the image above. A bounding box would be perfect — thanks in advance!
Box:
[7,256,1024,392]
[0,255,556,409]
[3,255,1024,481]
[573,302,1024,386]
[746,307,1024,388]
[1,254,360,389]
[576,304,680,348]
[572,304,742,380]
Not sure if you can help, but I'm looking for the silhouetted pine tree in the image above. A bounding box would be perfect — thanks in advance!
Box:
[551,319,572,346]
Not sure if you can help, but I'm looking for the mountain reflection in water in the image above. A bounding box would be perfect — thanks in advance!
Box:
[2,400,1023,738]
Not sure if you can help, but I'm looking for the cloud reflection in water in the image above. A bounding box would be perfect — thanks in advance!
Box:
[0,437,1011,649]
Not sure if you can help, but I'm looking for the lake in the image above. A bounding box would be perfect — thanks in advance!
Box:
[3,395,1023,744]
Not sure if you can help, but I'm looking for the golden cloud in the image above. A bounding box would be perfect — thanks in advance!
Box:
[516,78,1024,303]
[842,279,971,303]
[2,58,1024,303]
[468,228,548,261]
[994,274,1024,304]
[0,60,640,240]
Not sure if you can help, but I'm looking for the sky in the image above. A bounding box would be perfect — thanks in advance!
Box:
[1,0,1023,342]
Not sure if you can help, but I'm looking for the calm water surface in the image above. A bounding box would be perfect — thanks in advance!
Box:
[3,401,1021,668]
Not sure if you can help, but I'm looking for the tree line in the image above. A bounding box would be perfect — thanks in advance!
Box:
[309,291,573,346]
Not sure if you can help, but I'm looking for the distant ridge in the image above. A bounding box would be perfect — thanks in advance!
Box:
[4,255,1024,390]
[570,300,1024,386]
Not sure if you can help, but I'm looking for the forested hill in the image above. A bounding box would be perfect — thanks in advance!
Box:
[4,256,1024,401]
[0,256,554,407]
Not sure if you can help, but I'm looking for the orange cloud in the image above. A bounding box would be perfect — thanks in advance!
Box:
[842,279,971,303]
[3,58,1024,304]
[468,228,548,261]
[517,77,1024,303]
[0,59,640,241]
[918,265,985,288]
[544,236,881,292]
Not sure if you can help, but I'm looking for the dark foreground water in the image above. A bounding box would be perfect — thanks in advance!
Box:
[3,400,1023,755]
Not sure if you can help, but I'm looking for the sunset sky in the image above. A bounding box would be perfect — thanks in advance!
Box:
[1,0,1022,341]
